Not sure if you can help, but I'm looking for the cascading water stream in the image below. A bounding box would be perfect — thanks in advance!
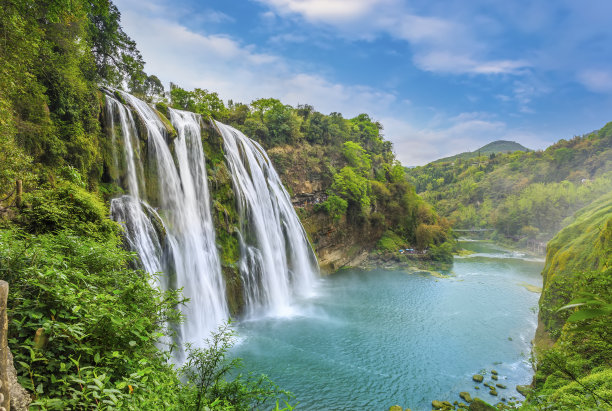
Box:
[104,90,319,350]
[105,91,227,349]
[214,121,318,317]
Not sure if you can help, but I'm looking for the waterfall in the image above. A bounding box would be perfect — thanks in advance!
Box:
[214,121,318,317]
[105,92,227,347]
[104,90,319,345]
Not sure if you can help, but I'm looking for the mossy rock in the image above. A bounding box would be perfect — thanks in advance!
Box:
[468,398,496,411]
[491,375,498,380]
[488,389,497,396]
[152,107,178,140]
[495,383,506,389]
[431,400,453,409]
[516,385,531,397]
[459,392,473,403]
[472,374,484,382]
[474,386,480,390]
[490,369,498,375]
[388,406,402,411]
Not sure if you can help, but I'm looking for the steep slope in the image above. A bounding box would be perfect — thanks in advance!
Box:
[524,192,612,409]
[431,140,530,164]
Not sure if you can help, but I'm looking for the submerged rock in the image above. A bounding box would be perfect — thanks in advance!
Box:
[491,374,498,380]
[489,389,498,396]
[496,383,506,389]
[491,369,498,375]
[459,392,473,403]
[472,374,484,382]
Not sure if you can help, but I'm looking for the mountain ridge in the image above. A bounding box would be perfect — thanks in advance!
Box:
[431,140,530,164]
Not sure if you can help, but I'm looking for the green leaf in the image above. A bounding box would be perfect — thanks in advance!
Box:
[36,383,44,394]
[567,308,608,322]
[94,352,101,363]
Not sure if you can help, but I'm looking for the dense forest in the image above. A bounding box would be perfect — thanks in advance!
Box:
[406,126,612,244]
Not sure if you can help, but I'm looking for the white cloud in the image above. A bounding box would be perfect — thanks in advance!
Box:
[257,0,389,22]
[117,5,397,119]
[256,0,529,76]
[578,69,612,94]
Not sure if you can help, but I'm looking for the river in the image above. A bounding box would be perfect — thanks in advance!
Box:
[232,241,543,410]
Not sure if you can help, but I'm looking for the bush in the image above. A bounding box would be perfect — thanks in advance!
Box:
[19,181,119,241]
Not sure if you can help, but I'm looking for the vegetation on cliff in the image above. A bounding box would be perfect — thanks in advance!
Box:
[405,123,612,245]
[522,192,612,409]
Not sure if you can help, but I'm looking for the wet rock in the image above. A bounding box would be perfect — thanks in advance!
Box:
[491,375,498,380]
[459,392,473,403]
[496,383,506,389]
[516,385,531,397]
[432,400,444,409]
[489,389,498,396]
[468,398,496,411]
[491,370,498,375]
[388,406,402,411]
[472,374,484,382]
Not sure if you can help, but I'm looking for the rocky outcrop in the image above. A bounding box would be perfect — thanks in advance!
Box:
[7,348,31,411]
[1,281,31,411]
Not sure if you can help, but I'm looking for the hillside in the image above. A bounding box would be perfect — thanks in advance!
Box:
[524,192,612,409]
[431,140,530,164]
[406,123,612,244]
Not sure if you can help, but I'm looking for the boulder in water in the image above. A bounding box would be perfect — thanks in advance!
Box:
[468,398,496,410]
[459,391,473,403]
[472,374,484,382]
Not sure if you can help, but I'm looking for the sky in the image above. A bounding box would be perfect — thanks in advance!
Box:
[114,0,612,165]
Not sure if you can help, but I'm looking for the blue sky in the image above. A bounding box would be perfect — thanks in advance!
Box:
[115,0,612,165]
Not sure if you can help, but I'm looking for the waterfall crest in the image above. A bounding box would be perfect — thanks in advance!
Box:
[214,121,318,317]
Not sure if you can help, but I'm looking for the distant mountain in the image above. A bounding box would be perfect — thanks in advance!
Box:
[432,140,530,164]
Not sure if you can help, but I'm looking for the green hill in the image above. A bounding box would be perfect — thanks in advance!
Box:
[405,123,612,242]
[431,140,530,164]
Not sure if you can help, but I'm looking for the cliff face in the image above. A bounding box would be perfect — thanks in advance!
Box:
[528,191,612,408]
[266,144,386,273]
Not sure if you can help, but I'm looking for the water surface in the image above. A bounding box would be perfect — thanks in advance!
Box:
[232,242,543,410]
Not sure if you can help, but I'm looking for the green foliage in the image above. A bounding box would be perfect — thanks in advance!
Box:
[180,322,294,410]
[317,195,348,221]
[376,230,406,252]
[19,181,119,241]
[342,141,371,172]
[332,167,371,216]
[1,227,185,409]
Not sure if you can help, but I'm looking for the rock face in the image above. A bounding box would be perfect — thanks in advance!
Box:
[7,348,31,411]
[0,281,31,411]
